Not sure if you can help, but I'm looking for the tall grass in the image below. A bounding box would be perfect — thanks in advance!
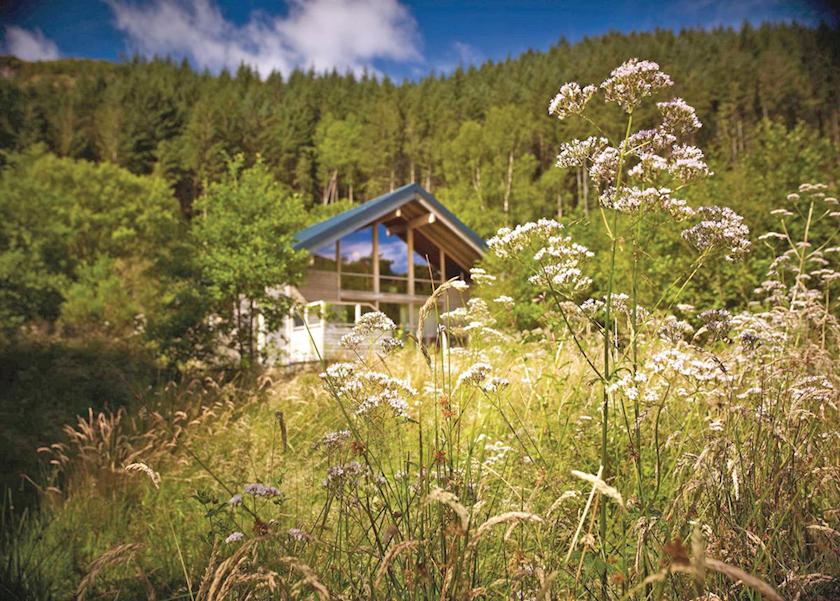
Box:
[2,60,839,600]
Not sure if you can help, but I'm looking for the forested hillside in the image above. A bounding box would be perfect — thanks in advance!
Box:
[2,22,840,600]
[1,22,838,230]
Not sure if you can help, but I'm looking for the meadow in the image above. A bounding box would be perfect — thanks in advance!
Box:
[2,58,839,601]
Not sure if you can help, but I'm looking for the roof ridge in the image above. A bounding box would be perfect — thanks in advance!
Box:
[294,184,485,252]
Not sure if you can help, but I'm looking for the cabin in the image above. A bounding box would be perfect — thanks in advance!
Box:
[266,183,486,364]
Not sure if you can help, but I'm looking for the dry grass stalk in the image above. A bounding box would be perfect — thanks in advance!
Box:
[469,512,543,547]
[198,539,259,600]
[75,542,145,601]
[426,487,470,533]
[416,277,463,346]
[124,462,161,489]
[704,558,784,601]
[279,556,330,600]
[373,540,419,588]
[570,468,624,507]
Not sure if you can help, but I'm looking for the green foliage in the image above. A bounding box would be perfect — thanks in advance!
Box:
[0,148,181,333]
[192,156,308,366]
[58,257,140,336]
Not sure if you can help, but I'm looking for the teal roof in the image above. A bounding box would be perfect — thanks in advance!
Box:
[294,183,486,252]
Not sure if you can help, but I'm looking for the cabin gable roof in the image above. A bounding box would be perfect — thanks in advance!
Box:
[293,183,486,262]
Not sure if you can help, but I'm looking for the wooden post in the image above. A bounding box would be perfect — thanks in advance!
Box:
[407,227,415,329]
[372,225,380,307]
[335,240,341,295]
[320,300,327,360]
[439,249,446,284]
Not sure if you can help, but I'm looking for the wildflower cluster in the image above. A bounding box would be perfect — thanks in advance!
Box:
[340,310,402,353]
[548,82,597,119]
[682,206,751,261]
[600,58,673,112]
[540,58,753,267]
[555,136,608,168]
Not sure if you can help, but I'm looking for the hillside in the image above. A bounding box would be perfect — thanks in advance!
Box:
[1,27,839,601]
[1,23,838,227]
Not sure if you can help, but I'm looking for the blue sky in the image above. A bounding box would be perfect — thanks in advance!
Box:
[1,0,836,79]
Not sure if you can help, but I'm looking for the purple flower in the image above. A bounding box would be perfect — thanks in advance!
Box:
[224,531,244,544]
[244,483,282,497]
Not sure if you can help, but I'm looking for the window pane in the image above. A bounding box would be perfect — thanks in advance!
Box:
[312,242,337,271]
[380,302,410,330]
[378,224,408,277]
[380,276,408,294]
[340,227,374,290]
[324,303,355,324]
[340,228,373,274]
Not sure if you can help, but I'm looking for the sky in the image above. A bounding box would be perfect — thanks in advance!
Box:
[1,0,837,80]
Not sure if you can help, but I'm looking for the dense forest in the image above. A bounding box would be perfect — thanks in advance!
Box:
[2,21,840,600]
[1,22,838,225]
[1,22,838,359]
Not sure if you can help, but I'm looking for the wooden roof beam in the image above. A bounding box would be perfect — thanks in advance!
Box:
[388,212,436,235]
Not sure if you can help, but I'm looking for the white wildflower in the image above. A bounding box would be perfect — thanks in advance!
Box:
[669,144,712,183]
[556,136,609,168]
[244,483,282,497]
[340,332,365,350]
[625,128,677,153]
[457,362,492,389]
[311,429,351,451]
[469,267,497,284]
[487,219,565,258]
[481,377,510,393]
[682,206,751,261]
[530,233,594,292]
[589,146,621,187]
[657,97,702,135]
[353,311,396,335]
[548,82,597,119]
[628,152,669,181]
[601,58,673,112]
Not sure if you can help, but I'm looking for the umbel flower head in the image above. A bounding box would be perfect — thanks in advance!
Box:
[549,82,597,120]
[682,206,751,262]
[600,58,673,112]
[657,98,702,136]
[556,136,609,169]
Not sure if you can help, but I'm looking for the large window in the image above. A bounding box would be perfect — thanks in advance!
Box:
[380,302,411,330]
[413,231,442,296]
[321,224,461,296]
[339,227,374,291]
[378,224,409,294]
[312,242,337,271]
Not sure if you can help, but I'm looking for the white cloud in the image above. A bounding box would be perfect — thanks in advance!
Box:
[106,0,422,77]
[3,26,60,61]
[452,41,482,66]
[432,40,483,74]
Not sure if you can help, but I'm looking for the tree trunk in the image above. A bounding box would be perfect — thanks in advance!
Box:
[503,150,514,223]
[323,170,338,205]
[409,161,416,183]
[234,295,245,367]
[557,190,563,218]
[349,182,354,203]
[389,168,395,192]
